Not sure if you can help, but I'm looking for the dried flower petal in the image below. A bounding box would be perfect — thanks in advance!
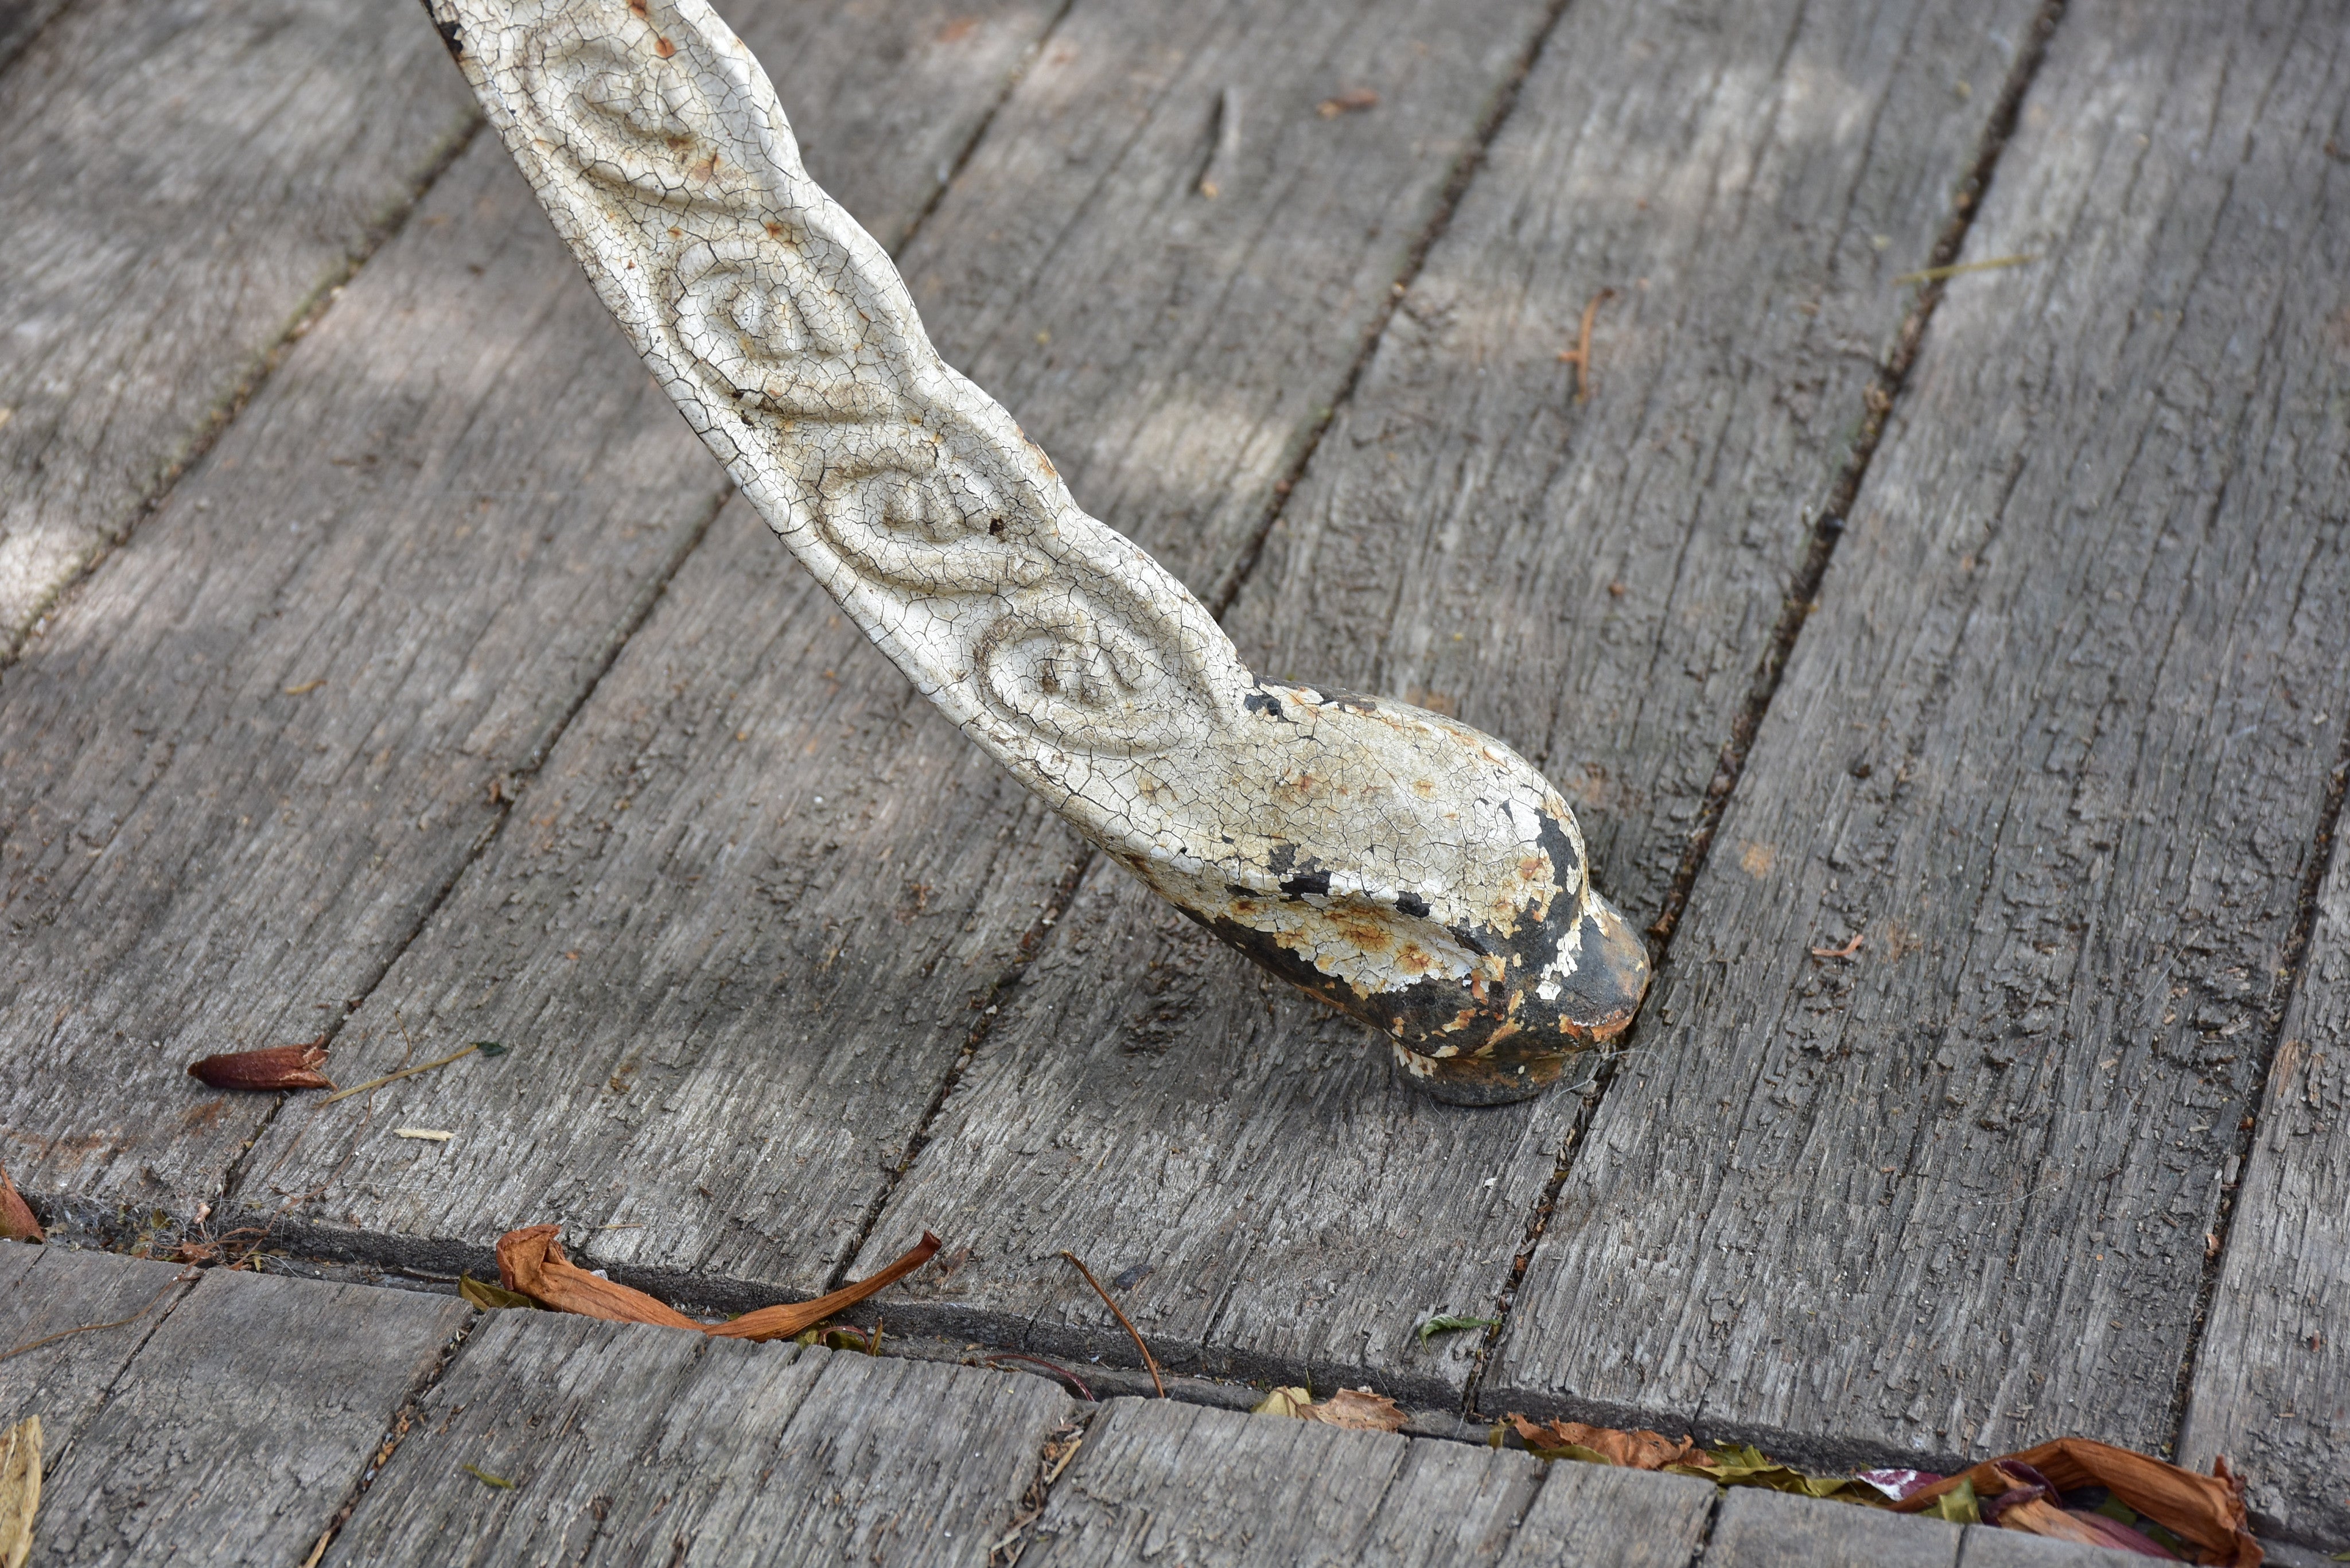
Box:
[187,1041,334,1092]
[1893,1439,2256,1567]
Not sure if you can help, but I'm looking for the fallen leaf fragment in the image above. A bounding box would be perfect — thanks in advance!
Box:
[1251,1386,1406,1433]
[1506,1414,1704,1470]
[461,1464,512,1490]
[1416,1313,1500,1343]
[1317,87,1379,116]
[0,1417,35,1568]
[1663,1444,1890,1507]
[1312,1388,1407,1431]
[459,1274,538,1311]
[0,1165,41,1245]
[188,1040,335,1092]
[1252,1387,1313,1419]
[1915,1478,1979,1524]
[495,1224,940,1343]
[1892,1441,2257,1566]
[1809,931,1864,959]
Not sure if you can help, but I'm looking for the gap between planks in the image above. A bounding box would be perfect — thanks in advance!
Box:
[1448,0,2073,1425]
[212,479,740,1221]
[2165,718,2350,1450]
[0,85,484,666]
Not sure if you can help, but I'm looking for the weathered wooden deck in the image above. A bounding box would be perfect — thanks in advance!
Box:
[1,0,2344,1560]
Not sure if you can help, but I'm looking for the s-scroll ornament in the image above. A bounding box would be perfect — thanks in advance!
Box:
[423,0,1651,1103]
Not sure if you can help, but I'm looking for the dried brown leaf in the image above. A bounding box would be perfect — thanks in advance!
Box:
[1305,1387,1406,1433]
[1506,1413,1705,1470]
[1316,87,1379,116]
[496,1225,706,1330]
[0,1165,40,1246]
[493,1225,940,1345]
[710,1233,939,1343]
[1251,1386,1406,1431]
[188,1041,334,1092]
[0,1415,37,1568]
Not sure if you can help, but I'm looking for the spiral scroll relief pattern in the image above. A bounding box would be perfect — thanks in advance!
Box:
[443,0,1248,775]
[427,0,1656,1103]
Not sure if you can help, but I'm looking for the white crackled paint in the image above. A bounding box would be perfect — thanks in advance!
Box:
[426,0,1649,1102]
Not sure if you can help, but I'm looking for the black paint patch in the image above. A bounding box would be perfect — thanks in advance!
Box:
[430,8,463,57]
[1279,869,1332,899]
[1243,689,1286,719]
[1533,803,1582,891]
[1395,891,1429,918]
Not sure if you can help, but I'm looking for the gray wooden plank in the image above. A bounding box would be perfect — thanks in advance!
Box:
[1707,1489,1959,1568]
[1492,0,2350,1466]
[1497,1461,1714,1568]
[1954,1526,2156,1568]
[0,0,1057,1239]
[853,0,2042,1401]
[32,1268,469,1566]
[325,1311,1075,1567]
[1025,1396,1546,1567]
[231,0,1565,1302]
[2177,841,2350,1546]
[0,0,477,656]
[0,1247,194,1458]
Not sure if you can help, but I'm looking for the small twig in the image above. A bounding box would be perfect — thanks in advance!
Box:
[985,1353,1096,1403]
[1808,931,1865,959]
[1555,287,1617,403]
[1059,1250,1165,1396]
[316,1041,500,1106]
[0,1269,198,1364]
[1892,252,2037,287]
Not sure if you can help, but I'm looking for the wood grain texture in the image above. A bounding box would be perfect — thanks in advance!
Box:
[1024,1396,1546,1568]
[2178,840,2350,1546]
[852,0,2041,1400]
[1498,1461,1715,1568]
[326,1311,1074,1567]
[1492,0,2350,1467]
[0,0,476,655]
[0,0,69,77]
[0,1247,193,1459]
[1706,1489,1958,1568]
[0,0,1053,1236]
[32,1268,468,1566]
[234,0,1563,1303]
[1953,1527,2153,1568]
